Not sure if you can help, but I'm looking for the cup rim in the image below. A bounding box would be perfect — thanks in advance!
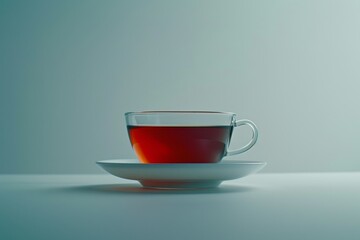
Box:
[125,111,236,116]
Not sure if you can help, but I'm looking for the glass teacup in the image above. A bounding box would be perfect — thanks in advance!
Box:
[126,111,258,164]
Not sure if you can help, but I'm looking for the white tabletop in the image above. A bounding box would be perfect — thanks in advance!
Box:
[1,173,360,240]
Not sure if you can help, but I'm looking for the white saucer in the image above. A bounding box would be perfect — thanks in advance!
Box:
[96,159,266,189]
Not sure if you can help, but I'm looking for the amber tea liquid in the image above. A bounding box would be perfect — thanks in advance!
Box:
[127,126,233,163]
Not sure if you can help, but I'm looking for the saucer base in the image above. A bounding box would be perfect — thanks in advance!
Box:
[140,180,221,189]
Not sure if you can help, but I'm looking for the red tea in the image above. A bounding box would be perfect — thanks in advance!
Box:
[127,126,233,163]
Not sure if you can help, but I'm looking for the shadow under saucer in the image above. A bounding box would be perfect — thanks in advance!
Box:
[59,183,257,195]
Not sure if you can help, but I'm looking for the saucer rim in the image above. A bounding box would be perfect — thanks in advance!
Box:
[96,159,267,167]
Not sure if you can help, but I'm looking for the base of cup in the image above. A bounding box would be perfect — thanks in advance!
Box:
[139,180,222,189]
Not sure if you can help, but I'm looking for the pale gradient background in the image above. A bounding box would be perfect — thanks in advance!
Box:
[1,0,360,173]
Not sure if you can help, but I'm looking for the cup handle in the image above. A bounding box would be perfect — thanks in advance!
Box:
[225,119,258,156]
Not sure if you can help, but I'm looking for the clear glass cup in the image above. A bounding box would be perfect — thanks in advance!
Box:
[125,111,258,163]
